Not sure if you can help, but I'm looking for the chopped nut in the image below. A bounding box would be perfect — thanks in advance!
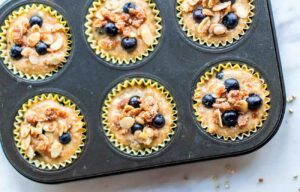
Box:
[134,127,154,145]
[212,1,231,11]
[30,126,42,138]
[27,32,41,47]
[234,100,248,113]
[50,141,63,158]
[135,116,145,125]
[287,95,296,103]
[119,117,135,129]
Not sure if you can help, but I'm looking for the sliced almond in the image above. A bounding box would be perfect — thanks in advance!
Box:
[232,2,250,19]
[197,17,211,34]
[21,47,34,57]
[29,54,40,65]
[41,122,57,132]
[20,124,31,138]
[50,35,63,51]
[120,117,135,129]
[188,0,200,6]
[45,53,64,66]
[203,8,214,16]
[212,24,227,35]
[181,2,191,12]
[140,25,154,46]
[21,135,31,150]
[208,0,218,8]
[211,12,221,23]
[95,10,104,20]
[42,34,54,45]
[51,24,64,32]
[215,109,223,127]
[212,1,231,11]
[27,32,40,47]
[26,145,35,159]
[105,1,120,10]
[50,141,63,159]
[31,24,40,33]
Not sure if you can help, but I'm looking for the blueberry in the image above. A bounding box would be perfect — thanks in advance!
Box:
[222,12,239,29]
[59,132,71,144]
[128,96,141,108]
[35,41,48,55]
[202,94,216,108]
[216,71,224,80]
[29,15,43,27]
[104,22,119,36]
[9,45,22,60]
[121,37,137,52]
[222,110,239,127]
[224,78,240,92]
[123,2,136,13]
[220,0,235,3]
[131,123,144,134]
[192,8,205,23]
[246,93,263,110]
[152,114,165,128]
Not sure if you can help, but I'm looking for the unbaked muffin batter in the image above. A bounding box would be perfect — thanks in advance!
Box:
[89,0,160,61]
[6,8,69,76]
[178,0,252,45]
[107,86,174,151]
[193,66,269,139]
[18,100,84,165]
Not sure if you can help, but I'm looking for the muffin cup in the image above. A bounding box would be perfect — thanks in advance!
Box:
[193,62,270,141]
[13,93,87,170]
[0,3,72,81]
[176,0,255,47]
[85,0,162,65]
[102,78,177,156]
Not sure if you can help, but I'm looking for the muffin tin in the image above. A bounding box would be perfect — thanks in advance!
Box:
[0,0,285,183]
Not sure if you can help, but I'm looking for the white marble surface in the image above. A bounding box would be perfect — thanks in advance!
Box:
[1,0,300,191]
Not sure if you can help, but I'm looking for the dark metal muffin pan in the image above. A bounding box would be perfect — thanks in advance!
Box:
[0,0,285,183]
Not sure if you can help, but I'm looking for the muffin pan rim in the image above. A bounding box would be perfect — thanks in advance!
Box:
[0,0,286,183]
